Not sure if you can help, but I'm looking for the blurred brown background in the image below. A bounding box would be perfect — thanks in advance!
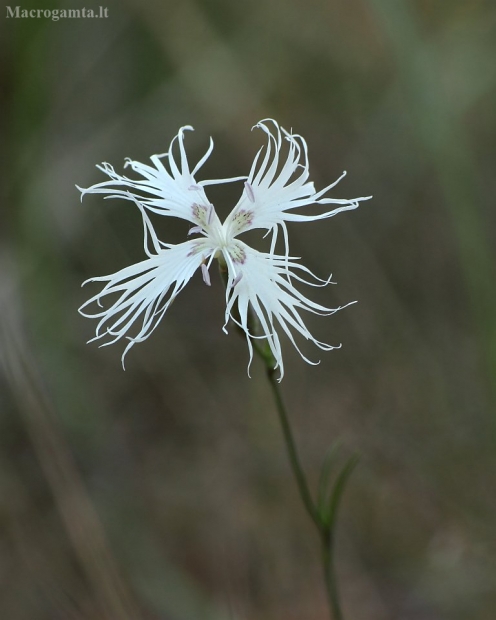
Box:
[1,0,496,618]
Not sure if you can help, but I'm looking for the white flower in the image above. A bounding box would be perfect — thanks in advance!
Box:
[78,120,371,379]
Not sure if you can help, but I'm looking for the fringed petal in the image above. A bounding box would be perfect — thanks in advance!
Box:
[78,126,220,226]
[79,239,213,367]
[224,119,371,254]
[221,241,349,380]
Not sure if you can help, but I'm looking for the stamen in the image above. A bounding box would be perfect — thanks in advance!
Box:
[244,181,255,203]
[201,263,211,286]
[187,225,203,236]
[207,204,215,225]
[189,184,202,191]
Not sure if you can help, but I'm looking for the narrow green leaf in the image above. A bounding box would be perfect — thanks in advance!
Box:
[324,454,360,529]
[317,441,342,516]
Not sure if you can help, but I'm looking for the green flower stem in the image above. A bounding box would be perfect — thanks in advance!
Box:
[260,350,343,620]
[265,362,321,531]
[218,259,344,620]
[322,532,343,620]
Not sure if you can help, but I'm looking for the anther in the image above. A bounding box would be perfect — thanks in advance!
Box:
[207,204,215,225]
[201,262,211,286]
[244,181,255,203]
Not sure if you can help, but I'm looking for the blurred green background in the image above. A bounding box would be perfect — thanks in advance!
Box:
[1,0,496,618]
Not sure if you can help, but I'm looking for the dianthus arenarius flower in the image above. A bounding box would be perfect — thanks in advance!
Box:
[78,120,370,379]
